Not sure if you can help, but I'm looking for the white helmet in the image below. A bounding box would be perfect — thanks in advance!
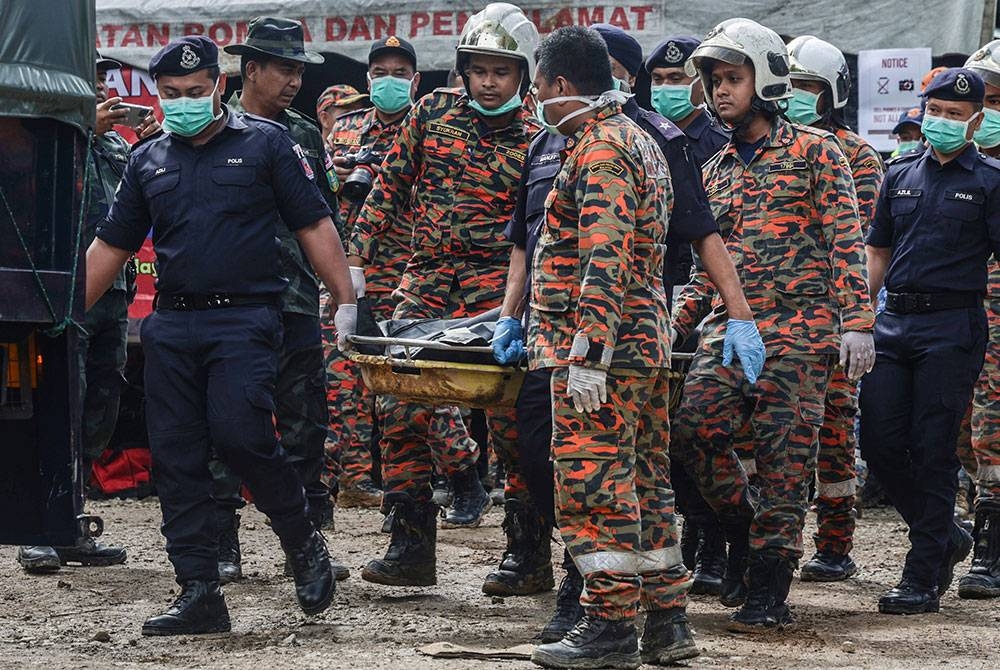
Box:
[689,18,792,104]
[787,35,850,109]
[966,39,1000,89]
[456,3,539,82]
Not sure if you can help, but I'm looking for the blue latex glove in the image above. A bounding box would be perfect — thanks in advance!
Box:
[491,316,526,364]
[723,319,765,384]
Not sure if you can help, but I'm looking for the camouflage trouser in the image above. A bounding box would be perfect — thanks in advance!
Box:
[79,289,129,467]
[551,366,688,621]
[972,300,1000,507]
[320,286,398,489]
[673,351,832,561]
[376,275,529,506]
[813,368,858,555]
[212,313,329,512]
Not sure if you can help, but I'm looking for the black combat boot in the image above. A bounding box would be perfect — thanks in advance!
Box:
[800,550,858,582]
[532,615,641,669]
[639,607,700,665]
[482,499,554,596]
[17,546,61,573]
[442,467,491,529]
[728,551,796,632]
[939,519,973,594]
[307,498,350,582]
[958,507,1000,599]
[690,522,727,596]
[141,580,231,636]
[361,495,438,586]
[718,513,751,607]
[539,553,584,643]
[282,531,335,615]
[54,536,128,567]
[216,508,242,585]
[878,578,939,614]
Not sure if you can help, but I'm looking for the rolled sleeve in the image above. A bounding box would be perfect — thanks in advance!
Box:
[269,133,332,232]
[96,156,151,252]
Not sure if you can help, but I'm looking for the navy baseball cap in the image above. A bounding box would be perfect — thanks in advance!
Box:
[96,50,122,71]
[591,24,643,76]
[645,36,701,73]
[921,67,985,102]
[149,36,219,79]
[892,107,924,134]
[369,35,417,70]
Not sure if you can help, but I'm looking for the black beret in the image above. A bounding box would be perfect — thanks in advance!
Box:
[645,36,700,73]
[149,36,219,79]
[921,67,985,103]
[591,24,643,76]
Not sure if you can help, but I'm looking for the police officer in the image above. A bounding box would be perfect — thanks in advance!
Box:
[324,36,421,511]
[785,35,886,583]
[348,3,543,592]
[672,18,875,631]
[862,67,1000,614]
[206,15,345,585]
[85,36,356,635]
[16,52,158,574]
[891,108,925,157]
[958,41,1000,599]
[494,23,763,643]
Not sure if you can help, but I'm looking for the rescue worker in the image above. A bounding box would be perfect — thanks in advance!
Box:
[862,67,1000,614]
[324,36,421,510]
[16,52,156,574]
[496,23,763,644]
[671,19,875,631]
[958,41,1000,600]
[348,4,549,594]
[207,16,346,584]
[643,32,732,596]
[785,35,886,582]
[317,85,369,143]
[84,36,355,635]
[524,26,701,668]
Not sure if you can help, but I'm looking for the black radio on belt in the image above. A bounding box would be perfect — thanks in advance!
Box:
[884,292,981,314]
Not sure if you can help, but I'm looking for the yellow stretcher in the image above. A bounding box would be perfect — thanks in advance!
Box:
[348,334,695,412]
[348,335,525,409]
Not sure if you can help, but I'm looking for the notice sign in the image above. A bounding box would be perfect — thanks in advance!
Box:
[858,48,932,152]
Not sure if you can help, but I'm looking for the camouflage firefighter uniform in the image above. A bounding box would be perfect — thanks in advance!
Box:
[812,127,884,557]
[972,261,1000,505]
[671,117,874,561]
[82,130,133,471]
[349,88,532,507]
[528,103,687,620]
[322,105,409,492]
[210,93,338,520]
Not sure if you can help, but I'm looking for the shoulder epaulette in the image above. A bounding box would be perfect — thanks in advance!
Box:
[242,112,289,132]
[978,152,1000,171]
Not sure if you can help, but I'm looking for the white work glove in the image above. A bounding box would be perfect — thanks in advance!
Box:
[349,266,366,299]
[567,365,608,413]
[840,330,875,381]
[335,303,358,352]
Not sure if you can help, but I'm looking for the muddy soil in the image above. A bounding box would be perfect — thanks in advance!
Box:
[2,500,998,669]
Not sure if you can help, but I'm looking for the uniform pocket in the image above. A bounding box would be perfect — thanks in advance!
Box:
[530,282,574,313]
[141,164,180,198]
[211,162,257,187]
[798,398,825,427]
[941,195,984,249]
[244,384,276,414]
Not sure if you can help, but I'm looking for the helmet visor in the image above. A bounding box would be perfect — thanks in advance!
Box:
[970,66,1000,89]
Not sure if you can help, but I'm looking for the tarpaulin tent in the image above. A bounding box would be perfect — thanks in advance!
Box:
[0,1,96,132]
[96,0,995,72]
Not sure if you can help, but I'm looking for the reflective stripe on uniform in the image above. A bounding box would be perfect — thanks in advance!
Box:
[816,477,857,499]
[979,464,1000,484]
[740,458,757,476]
[576,545,684,576]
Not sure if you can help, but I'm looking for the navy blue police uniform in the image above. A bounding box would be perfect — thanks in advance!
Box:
[97,44,332,585]
[860,68,1000,609]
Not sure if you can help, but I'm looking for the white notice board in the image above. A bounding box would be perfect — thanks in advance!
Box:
[857,48,932,153]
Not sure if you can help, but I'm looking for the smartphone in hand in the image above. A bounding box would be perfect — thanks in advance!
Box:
[112,103,154,127]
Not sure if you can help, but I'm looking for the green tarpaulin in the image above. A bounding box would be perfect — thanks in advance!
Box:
[0,1,96,132]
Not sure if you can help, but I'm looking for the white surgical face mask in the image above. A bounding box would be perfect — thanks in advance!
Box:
[534,88,630,136]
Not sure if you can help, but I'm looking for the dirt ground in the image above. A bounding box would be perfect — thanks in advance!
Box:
[2,499,999,670]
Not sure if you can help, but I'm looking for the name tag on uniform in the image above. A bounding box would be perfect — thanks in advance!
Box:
[768,160,808,172]
[154,166,167,175]
[889,188,922,198]
[533,152,560,166]
[333,131,362,147]
[590,160,625,177]
[428,122,471,142]
[706,178,731,197]
[945,190,984,205]
[495,145,526,163]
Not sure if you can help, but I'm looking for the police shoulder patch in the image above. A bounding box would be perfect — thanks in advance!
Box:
[589,160,625,176]
[292,143,316,181]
